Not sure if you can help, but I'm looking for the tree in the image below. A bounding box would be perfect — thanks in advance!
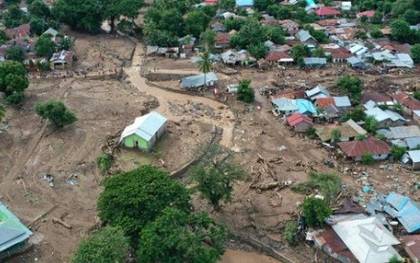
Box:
[102,0,145,32]
[0,61,29,104]
[35,35,56,58]
[403,9,420,25]
[29,0,51,18]
[96,153,113,175]
[5,46,26,63]
[341,106,366,122]
[337,75,363,100]
[355,30,368,40]
[254,0,276,11]
[0,31,8,45]
[191,144,244,210]
[411,44,420,63]
[4,5,27,28]
[388,255,403,263]
[97,165,191,245]
[138,208,228,263]
[5,0,20,5]
[184,10,211,38]
[363,116,379,133]
[391,0,413,18]
[248,42,269,59]
[200,29,216,51]
[223,17,246,31]
[59,37,73,51]
[391,145,406,161]
[370,11,383,24]
[290,44,311,62]
[331,129,341,143]
[35,100,77,127]
[72,226,129,263]
[390,19,411,42]
[361,153,374,164]
[237,79,255,103]
[301,197,332,227]
[0,104,6,123]
[262,26,285,44]
[267,5,291,20]
[219,0,235,9]
[198,51,211,88]
[30,17,48,36]
[371,29,384,39]
[284,221,298,246]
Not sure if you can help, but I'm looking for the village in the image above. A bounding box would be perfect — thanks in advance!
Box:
[1,0,420,262]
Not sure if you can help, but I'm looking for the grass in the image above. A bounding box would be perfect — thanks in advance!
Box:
[291,171,341,202]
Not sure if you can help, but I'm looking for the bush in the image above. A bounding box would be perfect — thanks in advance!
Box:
[291,172,341,203]
[284,221,298,246]
[237,79,254,103]
[305,126,317,139]
[301,197,332,227]
[96,153,113,175]
[361,153,374,164]
[391,145,406,161]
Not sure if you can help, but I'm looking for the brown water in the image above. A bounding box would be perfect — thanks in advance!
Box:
[220,249,281,263]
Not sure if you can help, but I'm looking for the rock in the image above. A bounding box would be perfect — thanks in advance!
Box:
[279,145,287,151]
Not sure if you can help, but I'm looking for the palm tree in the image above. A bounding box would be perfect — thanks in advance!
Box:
[198,51,211,88]
[0,104,6,123]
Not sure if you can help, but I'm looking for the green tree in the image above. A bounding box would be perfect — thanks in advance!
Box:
[340,106,367,122]
[312,48,326,58]
[331,129,341,143]
[59,37,73,51]
[219,0,235,9]
[414,91,420,100]
[138,208,228,263]
[97,165,191,245]
[392,0,413,18]
[391,145,406,160]
[0,104,6,123]
[363,116,379,133]
[237,78,255,103]
[248,42,269,59]
[5,0,20,5]
[355,30,368,40]
[310,29,329,43]
[290,44,311,62]
[0,61,29,104]
[103,0,145,31]
[200,29,216,51]
[29,0,51,18]
[403,9,420,25]
[35,100,77,127]
[267,5,291,20]
[0,31,8,45]
[191,144,244,210]
[301,197,332,227]
[5,46,26,63]
[388,255,403,263]
[371,29,384,38]
[96,153,113,175]
[262,26,285,44]
[254,0,276,11]
[185,10,211,38]
[223,17,246,31]
[72,226,129,263]
[284,221,298,246]
[390,19,411,42]
[35,35,56,58]
[198,51,211,88]
[30,17,48,36]
[337,75,363,100]
[411,44,420,63]
[4,5,27,28]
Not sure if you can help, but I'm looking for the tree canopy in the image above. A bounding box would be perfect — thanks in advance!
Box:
[72,226,130,263]
[411,44,420,63]
[0,104,6,123]
[237,79,255,103]
[5,46,26,63]
[97,165,191,245]
[138,208,228,263]
[301,197,332,227]
[35,35,56,58]
[337,75,363,100]
[0,61,29,104]
[35,100,77,127]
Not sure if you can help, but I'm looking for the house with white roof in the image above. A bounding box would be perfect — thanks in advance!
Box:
[119,112,168,151]
[364,104,406,128]
[305,85,330,101]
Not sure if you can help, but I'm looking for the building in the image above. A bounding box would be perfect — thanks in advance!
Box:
[313,227,357,263]
[279,19,300,34]
[42,28,59,42]
[338,137,390,161]
[271,98,298,115]
[286,113,313,132]
[181,72,218,89]
[265,51,293,64]
[384,192,420,233]
[49,50,74,69]
[401,235,420,263]
[305,85,330,101]
[333,96,351,110]
[361,92,393,106]
[364,107,406,128]
[315,7,341,18]
[414,110,420,125]
[296,99,317,115]
[215,32,231,49]
[5,23,30,39]
[357,10,375,18]
[303,57,327,68]
[404,150,420,170]
[324,46,352,63]
[388,126,420,139]
[392,92,420,116]
[119,112,168,151]
[340,1,352,11]
[295,30,318,46]
[316,119,367,142]
[0,202,33,260]
[235,0,253,8]
[346,56,367,69]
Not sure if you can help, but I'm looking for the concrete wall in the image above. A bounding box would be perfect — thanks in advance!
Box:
[144,72,194,81]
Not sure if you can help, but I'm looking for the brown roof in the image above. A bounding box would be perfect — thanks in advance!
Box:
[285,39,301,46]
[278,19,299,29]
[394,43,411,54]
[316,97,335,108]
[261,19,279,26]
[361,91,392,104]
[316,119,367,142]
[333,199,365,214]
[265,51,292,61]
[215,32,231,45]
[392,92,420,111]
[5,23,30,39]
[325,46,352,59]
[401,235,420,263]
[338,137,390,157]
[313,227,356,262]
[381,26,392,35]
[316,19,339,27]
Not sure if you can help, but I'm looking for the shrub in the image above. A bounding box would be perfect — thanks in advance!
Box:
[391,145,406,161]
[284,221,298,246]
[96,153,113,175]
[361,153,374,165]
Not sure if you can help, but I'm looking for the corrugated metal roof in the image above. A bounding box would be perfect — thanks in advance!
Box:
[338,137,390,157]
[408,150,420,163]
[271,98,298,112]
[120,112,167,142]
[296,99,316,115]
[235,0,253,6]
[401,235,420,262]
[385,192,420,233]
[333,96,351,107]
[389,126,420,139]
[181,72,218,88]
[303,57,327,65]
[405,137,420,150]
[305,85,330,98]
[286,113,313,126]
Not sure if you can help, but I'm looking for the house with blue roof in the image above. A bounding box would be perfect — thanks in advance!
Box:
[296,99,317,115]
[0,202,33,260]
[236,0,254,7]
[384,192,420,233]
[119,112,168,151]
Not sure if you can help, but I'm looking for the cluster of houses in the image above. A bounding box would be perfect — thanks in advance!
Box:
[0,23,74,69]
[312,192,420,263]
[271,85,420,169]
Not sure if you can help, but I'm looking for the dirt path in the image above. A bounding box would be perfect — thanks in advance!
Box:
[124,43,235,148]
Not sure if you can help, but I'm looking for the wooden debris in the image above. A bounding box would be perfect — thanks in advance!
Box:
[251,182,288,191]
[28,205,57,228]
[52,218,72,229]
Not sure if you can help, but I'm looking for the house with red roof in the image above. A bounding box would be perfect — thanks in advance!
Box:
[278,20,300,34]
[357,10,375,18]
[5,24,30,39]
[338,137,390,161]
[203,0,218,6]
[315,7,341,19]
[324,46,352,62]
[215,32,231,49]
[265,51,293,65]
[361,92,393,106]
[286,113,313,132]
[392,92,420,116]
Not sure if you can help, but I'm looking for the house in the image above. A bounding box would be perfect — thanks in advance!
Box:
[361,92,393,106]
[413,110,420,125]
[405,137,420,150]
[388,126,420,139]
[303,57,327,68]
[211,22,226,32]
[5,24,30,39]
[215,32,231,49]
[316,97,335,108]
[0,202,33,260]
[49,50,74,69]
[235,0,253,8]
[316,119,367,142]
[346,56,367,69]
[340,1,352,11]
[404,150,420,170]
[296,99,317,115]
[324,45,352,62]
[357,10,375,18]
[322,104,343,122]
[306,85,330,101]
[279,19,300,34]
[349,44,369,59]
[384,192,420,233]
[119,112,167,151]
[392,92,420,116]
[400,235,420,263]
[295,30,318,46]
[203,0,218,6]
[333,96,351,110]
[221,49,254,65]
[313,227,357,263]
[181,72,218,89]
[364,107,406,128]
[271,98,298,115]
[329,214,401,263]
[42,28,59,42]
[286,113,313,132]
[265,51,293,64]
[315,7,341,19]
[338,137,390,161]
[396,53,414,68]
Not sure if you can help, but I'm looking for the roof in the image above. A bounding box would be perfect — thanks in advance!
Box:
[43,28,59,37]
[49,50,74,63]
[401,137,420,149]
[401,235,420,262]
[5,24,30,39]
[333,96,351,107]
[119,112,167,142]
[361,92,392,104]
[357,10,375,17]
[315,7,341,16]
[313,227,357,262]
[332,215,400,263]
[0,202,33,253]
[271,98,298,112]
[286,113,313,126]
[364,107,405,123]
[306,85,330,99]
[316,97,335,108]
[325,46,352,59]
[338,137,390,157]
[303,57,327,65]
[296,99,317,115]
[215,32,231,45]
[384,192,420,233]
[181,72,218,88]
[235,0,253,6]
[347,56,365,67]
[316,119,367,142]
[389,126,420,139]
[295,30,316,43]
[392,92,420,110]
[265,51,292,61]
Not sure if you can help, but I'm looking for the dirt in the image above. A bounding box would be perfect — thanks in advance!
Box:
[220,249,280,263]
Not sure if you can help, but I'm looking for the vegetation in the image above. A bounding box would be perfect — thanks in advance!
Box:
[291,172,341,203]
[290,44,311,67]
[34,100,77,128]
[412,44,420,63]
[97,165,191,245]
[198,51,211,88]
[5,46,26,63]
[330,129,342,143]
[190,144,244,210]
[301,197,332,227]
[388,255,404,263]
[35,35,56,58]
[361,153,374,165]
[340,106,367,123]
[96,153,113,175]
[237,79,255,103]
[391,145,406,160]
[284,221,298,246]
[72,226,130,263]
[0,104,6,123]
[0,61,29,105]
[337,75,363,100]
[4,5,28,28]
[305,126,317,139]
[363,116,379,133]
[138,208,228,263]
